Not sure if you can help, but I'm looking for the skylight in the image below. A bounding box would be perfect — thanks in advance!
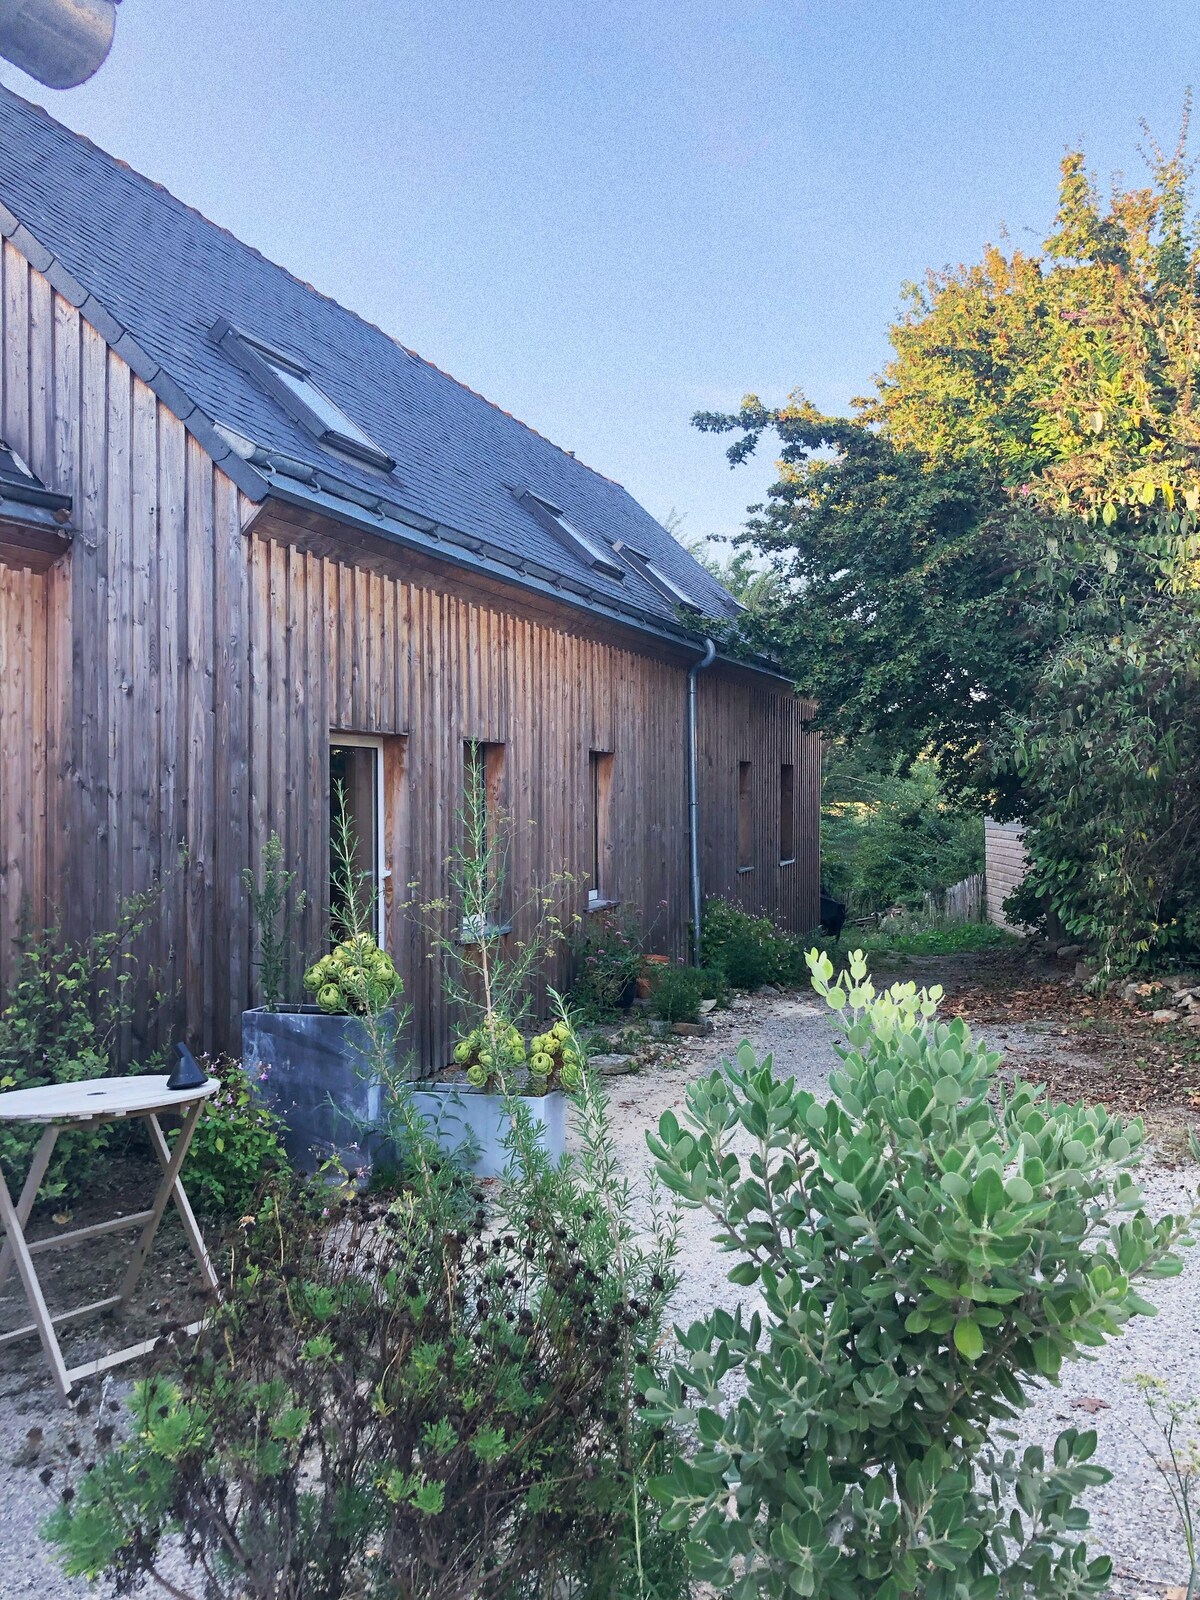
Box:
[612,540,704,613]
[518,491,625,580]
[211,319,395,474]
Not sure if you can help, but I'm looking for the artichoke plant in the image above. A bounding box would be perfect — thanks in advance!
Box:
[527,1020,583,1093]
[452,1022,527,1091]
[303,933,402,1017]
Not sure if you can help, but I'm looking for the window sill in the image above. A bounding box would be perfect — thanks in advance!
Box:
[585,897,620,914]
[457,919,513,946]
[736,865,755,875]
[779,858,796,868]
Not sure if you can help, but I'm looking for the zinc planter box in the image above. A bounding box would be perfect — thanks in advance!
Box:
[409,1086,566,1179]
[242,1005,399,1174]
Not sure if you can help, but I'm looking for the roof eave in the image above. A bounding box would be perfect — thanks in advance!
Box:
[0,201,269,505]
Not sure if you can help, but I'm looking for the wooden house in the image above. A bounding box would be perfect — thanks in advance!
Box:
[0,86,819,1067]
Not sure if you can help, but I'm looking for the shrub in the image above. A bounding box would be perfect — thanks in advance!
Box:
[0,892,160,1201]
[242,830,307,1009]
[568,908,644,1017]
[450,1017,527,1090]
[174,1055,287,1217]
[526,1019,584,1092]
[303,932,402,1016]
[45,1064,686,1600]
[649,965,706,1024]
[644,948,1198,1599]
[700,898,804,989]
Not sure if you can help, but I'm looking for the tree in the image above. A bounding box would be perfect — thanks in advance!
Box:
[701,116,1200,960]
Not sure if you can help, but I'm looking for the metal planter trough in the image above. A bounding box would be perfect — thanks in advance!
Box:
[242,1005,399,1174]
[409,1085,566,1179]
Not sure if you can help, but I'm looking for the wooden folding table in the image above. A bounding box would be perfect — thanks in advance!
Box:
[0,1073,219,1399]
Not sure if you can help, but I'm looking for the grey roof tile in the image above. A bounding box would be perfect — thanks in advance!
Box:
[0,84,740,637]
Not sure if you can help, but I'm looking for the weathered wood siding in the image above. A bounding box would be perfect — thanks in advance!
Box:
[695,673,820,934]
[0,242,819,1065]
[985,819,1028,928]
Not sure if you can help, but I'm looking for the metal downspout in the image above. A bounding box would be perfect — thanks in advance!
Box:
[688,638,717,964]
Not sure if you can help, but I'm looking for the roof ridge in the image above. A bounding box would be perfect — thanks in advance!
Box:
[0,81,633,500]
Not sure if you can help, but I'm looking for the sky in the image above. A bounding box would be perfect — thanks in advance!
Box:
[3,0,1198,548]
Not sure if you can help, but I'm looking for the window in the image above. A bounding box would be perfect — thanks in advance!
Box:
[737,761,753,871]
[518,490,625,580]
[779,763,796,865]
[330,736,385,943]
[211,318,396,472]
[612,540,702,612]
[462,739,507,940]
[588,751,614,907]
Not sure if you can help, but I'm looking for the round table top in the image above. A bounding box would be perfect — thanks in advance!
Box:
[0,1073,219,1124]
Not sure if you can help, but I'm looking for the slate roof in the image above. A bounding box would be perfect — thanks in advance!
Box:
[0,84,743,643]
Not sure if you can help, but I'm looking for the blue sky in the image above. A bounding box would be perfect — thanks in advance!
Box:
[3,0,1196,546]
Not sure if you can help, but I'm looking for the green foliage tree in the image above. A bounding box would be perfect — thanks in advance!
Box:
[644,950,1198,1599]
[699,113,1200,958]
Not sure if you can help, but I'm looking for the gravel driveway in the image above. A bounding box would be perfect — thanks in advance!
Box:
[3,985,1196,1598]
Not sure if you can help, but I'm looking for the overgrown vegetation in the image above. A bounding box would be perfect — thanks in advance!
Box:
[568,907,645,1018]
[699,114,1200,966]
[821,744,983,919]
[700,898,805,990]
[174,1054,287,1217]
[45,1038,687,1600]
[0,892,161,1201]
[646,949,1199,1598]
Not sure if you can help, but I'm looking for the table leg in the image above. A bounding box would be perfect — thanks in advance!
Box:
[118,1103,211,1308]
[0,1155,71,1399]
[143,1112,218,1293]
[0,1125,59,1293]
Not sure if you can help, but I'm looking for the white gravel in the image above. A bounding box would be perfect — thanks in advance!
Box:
[3,989,1197,1598]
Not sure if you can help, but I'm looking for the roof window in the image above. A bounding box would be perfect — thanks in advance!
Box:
[211,319,395,473]
[518,491,625,580]
[612,540,703,612]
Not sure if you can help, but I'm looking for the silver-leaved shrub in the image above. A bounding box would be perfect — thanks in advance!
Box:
[644,949,1197,1600]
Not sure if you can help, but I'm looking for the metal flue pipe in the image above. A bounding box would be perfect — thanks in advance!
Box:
[0,0,119,90]
[687,637,716,964]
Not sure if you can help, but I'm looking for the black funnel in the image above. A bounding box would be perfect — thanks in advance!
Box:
[167,1042,208,1092]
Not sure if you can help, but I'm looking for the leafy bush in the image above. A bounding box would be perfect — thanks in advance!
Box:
[174,1056,287,1217]
[243,830,307,1009]
[303,932,402,1016]
[821,749,984,918]
[0,893,160,1201]
[648,965,706,1024]
[701,898,804,989]
[644,948,1198,1599]
[45,1063,686,1600]
[568,908,644,1017]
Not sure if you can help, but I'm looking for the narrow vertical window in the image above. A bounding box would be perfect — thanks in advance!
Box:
[588,750,614,907]
[737,761,753,871]
[779,763,796,865]
[462,739,506,939]
[330,736,384,942]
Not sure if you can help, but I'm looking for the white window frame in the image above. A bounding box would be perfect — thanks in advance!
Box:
[330,732,388,946]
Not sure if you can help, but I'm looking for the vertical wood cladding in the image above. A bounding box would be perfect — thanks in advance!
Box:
[0,243,820,1065]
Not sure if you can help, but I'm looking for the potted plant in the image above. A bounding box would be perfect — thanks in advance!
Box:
[241,810,405,1174]
[406,760,575,1177]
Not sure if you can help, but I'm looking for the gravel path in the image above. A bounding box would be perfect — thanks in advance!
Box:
[2,987,1196,1598]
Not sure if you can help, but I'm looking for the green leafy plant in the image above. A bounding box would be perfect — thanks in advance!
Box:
[526,1018,584,1092]
[303,931,403,1016]
[173,1055,287,1217]
[242,830,307,1010]
[648,965,706,1024]
[700,898,805,990]
[0,891,162,1201]
[45,1056,686,1600]
[644,948,1199,1599]
[451,1018,528,1090]
[569,907,645,1018]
